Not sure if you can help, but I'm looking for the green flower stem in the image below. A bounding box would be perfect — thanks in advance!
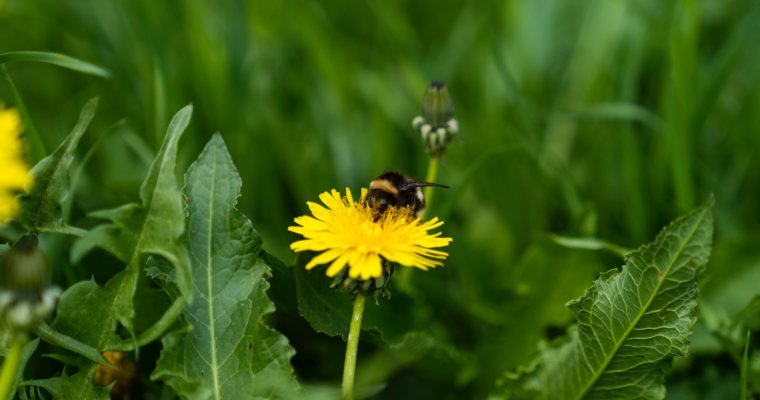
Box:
[0,339,23,400]
[0,65,46,163]
[741,330,751,400]
[342,294,366,400]
[396,156,441,292]
[422,156,440,218]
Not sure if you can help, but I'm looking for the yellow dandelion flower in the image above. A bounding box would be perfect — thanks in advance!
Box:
[0,107,33,226]
[289,187,452,280]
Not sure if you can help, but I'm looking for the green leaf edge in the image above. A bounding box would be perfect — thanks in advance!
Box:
[0,51,111,78]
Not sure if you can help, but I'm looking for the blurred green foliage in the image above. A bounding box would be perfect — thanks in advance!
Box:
[2,0,760,398]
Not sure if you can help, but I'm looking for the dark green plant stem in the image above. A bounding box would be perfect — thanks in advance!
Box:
[35,323,108,365]
[342,294,365,400]
[398,156,441,291]
[741,330,751,400]
[0,65,46,163]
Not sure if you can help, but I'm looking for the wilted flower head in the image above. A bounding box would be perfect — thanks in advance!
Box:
[288,188,452,281]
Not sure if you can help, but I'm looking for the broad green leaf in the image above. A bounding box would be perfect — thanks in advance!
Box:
[32,106,195,395]
[151,134,299,399]
[52,280,121,348]
[294,253,437,344]
[70,106,193,349]
[0,51,111,78]
[294,253,353,339]
[21,366,110,400]
[26,281,116,399]
[499,200,713,400]
[18,98,98,234]
[356,331,473,393]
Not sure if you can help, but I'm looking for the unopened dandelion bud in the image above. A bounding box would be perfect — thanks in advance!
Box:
[1,236,50,294]
[422,81,453,127]
[412,116,426,130]
[0,235,60,334]
[420,123,432,137]
[446,119,459,135]
[414,81,458,157]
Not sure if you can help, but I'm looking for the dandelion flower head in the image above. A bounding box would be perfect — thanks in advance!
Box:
[289,188,452,280]
[0,107,33,225]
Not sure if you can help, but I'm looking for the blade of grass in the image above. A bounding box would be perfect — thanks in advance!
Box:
[667,0,699,212]
[152,57,166,150]
[0,65,46,162]
[0,51,111,78]
[547,234,630,258]
[741,330,750,400]
[563,102,663,132]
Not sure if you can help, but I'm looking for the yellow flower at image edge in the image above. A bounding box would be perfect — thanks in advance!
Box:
[289,188,452,280]
[0,107,33,225]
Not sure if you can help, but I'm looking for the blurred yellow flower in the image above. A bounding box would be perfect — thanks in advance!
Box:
[289,188,452,280]
[0,107,33,225]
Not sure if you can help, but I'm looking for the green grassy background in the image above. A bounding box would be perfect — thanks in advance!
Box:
[2,0,760,398]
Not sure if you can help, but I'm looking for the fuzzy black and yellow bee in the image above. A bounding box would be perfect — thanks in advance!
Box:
[365,171,448,219]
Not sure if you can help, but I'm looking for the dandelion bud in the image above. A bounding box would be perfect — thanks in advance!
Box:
[1,236,51,294]
[414,81,458,157]
[422,81,453,127]
[0,235,60,334]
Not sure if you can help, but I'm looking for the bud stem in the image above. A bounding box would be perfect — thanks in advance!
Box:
[396,156,441,292]
[0,339,24,400]
[422,156,440,219]
[341,294,366,400]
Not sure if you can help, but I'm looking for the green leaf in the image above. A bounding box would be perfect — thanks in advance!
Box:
[35,323,107,365]
[52,280,123,349]
[356,331,473,392]
[0,51,111,78]
[499,200,714,400]
[19,98,98,233]
[29,108,194,397]
[547,234,630,258]
[564,102,663,131]
[151,134,299,399]
[294,254,435,344]
[21,366,110,400]
[70,106,193,349]
[25,280,117,398]
[294,253,353,339]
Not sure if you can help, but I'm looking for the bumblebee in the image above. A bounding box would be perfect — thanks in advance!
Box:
[365,171,448,219]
